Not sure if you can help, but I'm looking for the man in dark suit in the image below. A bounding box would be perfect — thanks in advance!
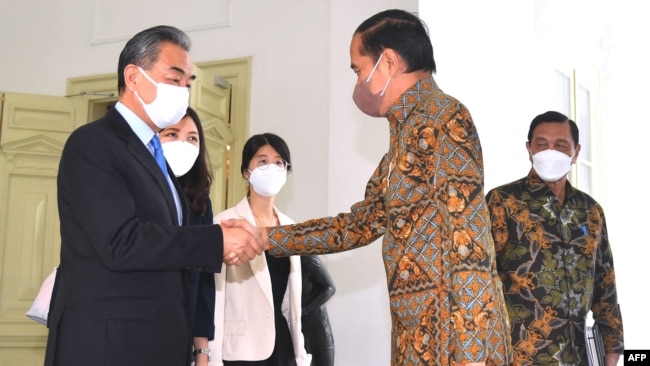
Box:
[44,25,264,366]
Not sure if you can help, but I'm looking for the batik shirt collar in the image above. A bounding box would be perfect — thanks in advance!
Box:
[384,76,439,148]
[385,76,439,125]
[525,168,576,201]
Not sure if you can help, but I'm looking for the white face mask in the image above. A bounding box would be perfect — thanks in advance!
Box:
[248,165,287,197]
[135,67,190,129]
[531,149,573,182]
[161,140,199,177]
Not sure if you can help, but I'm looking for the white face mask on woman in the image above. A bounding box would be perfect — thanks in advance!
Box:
[161,140,199,177]
[248,165,287,197]
[135,67,190,129]
[531,149,573,182]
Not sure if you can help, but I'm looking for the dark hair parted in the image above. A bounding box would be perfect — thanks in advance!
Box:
[173,107,213,216]
[117,25,191,93]
[528,111,580,146]
[355,9,436,74]
[240,133,292,176]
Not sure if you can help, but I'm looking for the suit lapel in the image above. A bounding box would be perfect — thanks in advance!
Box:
[235,199,274,307]
[109,109,180,225]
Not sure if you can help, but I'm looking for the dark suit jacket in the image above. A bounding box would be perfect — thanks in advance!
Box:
[187,198,216,340]
[45,107,223,366]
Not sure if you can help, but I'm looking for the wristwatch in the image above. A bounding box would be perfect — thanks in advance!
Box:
[193,348,212,361]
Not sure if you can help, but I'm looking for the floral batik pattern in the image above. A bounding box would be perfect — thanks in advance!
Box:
[269,77,512,365]
[486,171,624,365]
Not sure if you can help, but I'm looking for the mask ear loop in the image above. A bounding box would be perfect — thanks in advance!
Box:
[365,53,391,97]
[379,77,392,97]
[138,66,158,86]
[365,53,384,82]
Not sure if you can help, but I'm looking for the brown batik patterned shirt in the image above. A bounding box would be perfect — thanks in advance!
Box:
[268,77,512,365]
[486,171,624,365]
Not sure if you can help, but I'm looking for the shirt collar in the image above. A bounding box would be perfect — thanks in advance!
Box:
[525,168,576,200]
[385,76,439,125]
[114,101,156,146]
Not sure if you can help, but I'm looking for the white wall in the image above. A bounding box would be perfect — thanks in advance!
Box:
[422,0,649,360]
[599,1,650,353]
[1,0,645,364]
[421,1,538,190]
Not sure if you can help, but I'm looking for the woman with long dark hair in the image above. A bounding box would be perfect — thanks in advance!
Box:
[160,107,215,366]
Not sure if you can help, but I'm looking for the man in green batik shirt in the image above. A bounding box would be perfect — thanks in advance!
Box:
[486,111,624,366]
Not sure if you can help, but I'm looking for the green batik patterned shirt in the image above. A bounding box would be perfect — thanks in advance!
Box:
[486,170,624,365]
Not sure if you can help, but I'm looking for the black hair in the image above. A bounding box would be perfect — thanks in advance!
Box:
[528,111,579,146]
[173,107,213,216]
[240,133,292,175]
[354,9,436,74]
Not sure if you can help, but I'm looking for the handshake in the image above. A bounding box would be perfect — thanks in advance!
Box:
[220,219,269,266]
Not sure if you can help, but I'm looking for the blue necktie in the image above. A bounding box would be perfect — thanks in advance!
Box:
[150,134,169,178]
[150,134,182,224]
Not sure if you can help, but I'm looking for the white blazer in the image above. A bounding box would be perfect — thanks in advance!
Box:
[209,198,311,366]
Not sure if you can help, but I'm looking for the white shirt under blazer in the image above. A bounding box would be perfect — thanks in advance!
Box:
[209,198,311,365]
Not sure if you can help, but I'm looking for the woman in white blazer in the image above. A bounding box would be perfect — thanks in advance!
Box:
[210,133,311,366]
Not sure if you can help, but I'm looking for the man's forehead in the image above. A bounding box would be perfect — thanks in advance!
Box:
[158,43,193,71]
[533,122,571,136]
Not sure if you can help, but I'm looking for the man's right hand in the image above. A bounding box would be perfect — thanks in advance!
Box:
[220,219,268,266]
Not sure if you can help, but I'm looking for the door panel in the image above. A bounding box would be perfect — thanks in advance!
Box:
[191,67,233,212]
[0,92,86,365]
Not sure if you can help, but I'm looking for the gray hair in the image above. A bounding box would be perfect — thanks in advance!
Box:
[117,25,191,93]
